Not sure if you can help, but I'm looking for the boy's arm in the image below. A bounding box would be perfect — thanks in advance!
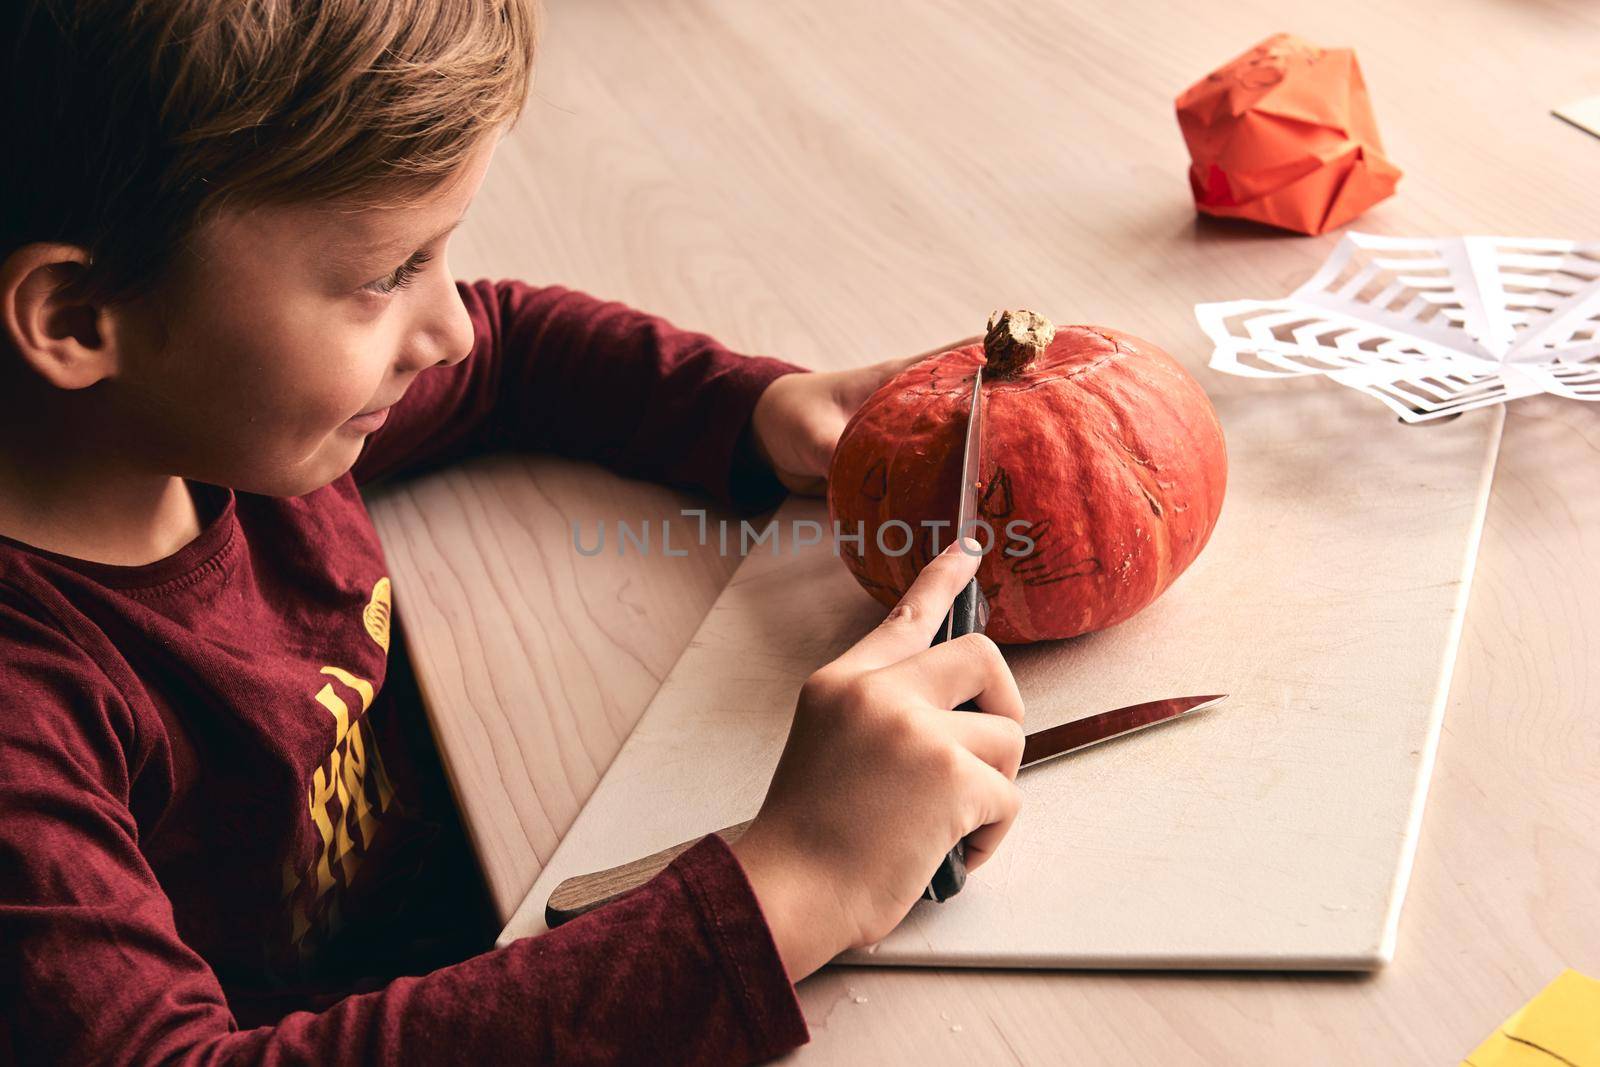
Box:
[350,280,807,513]
[0,593,807,1065]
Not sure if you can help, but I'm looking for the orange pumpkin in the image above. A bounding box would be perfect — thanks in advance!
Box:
[827,311,1227,644]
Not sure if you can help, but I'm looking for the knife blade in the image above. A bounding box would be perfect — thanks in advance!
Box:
[543,693,1226,928]
[937,366,987,645]
[923,365,990,902]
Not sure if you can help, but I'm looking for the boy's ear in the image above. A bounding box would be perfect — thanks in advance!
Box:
[0,244,121,390]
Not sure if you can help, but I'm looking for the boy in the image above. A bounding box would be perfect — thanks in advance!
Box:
[0,1,1025,1063]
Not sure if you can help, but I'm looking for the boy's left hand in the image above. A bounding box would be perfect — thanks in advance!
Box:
[749,337,980,496]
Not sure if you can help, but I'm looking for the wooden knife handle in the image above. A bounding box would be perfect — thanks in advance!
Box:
[545,820,754,928]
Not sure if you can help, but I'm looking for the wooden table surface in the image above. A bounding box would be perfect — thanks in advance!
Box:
[365,0,1600,1060]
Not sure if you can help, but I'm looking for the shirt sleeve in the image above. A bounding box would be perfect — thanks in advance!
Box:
[350,279,808,514]
[0,591,808,1066]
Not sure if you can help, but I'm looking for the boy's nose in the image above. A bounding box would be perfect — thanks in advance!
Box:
[436,299,476,368]
[404,280,476,371]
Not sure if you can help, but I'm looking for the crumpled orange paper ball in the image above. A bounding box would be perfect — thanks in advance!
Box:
[1175,33,1402,235]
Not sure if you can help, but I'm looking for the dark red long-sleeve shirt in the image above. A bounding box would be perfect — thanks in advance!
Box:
[0,281,810,1065]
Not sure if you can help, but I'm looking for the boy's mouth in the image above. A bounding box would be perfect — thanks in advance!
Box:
[345,405,392,433]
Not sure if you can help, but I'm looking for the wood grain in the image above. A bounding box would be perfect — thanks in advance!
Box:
[367,0,1600,1058]
[366,454,749,911]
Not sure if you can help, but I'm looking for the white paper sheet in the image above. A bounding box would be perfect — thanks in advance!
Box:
[1196,232,1600,422]
[1554,95,1600,141]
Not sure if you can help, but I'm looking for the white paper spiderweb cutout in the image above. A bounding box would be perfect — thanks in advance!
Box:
[1196,232,1600,421]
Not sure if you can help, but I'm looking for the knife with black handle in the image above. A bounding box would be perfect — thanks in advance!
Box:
[921,366,990,902]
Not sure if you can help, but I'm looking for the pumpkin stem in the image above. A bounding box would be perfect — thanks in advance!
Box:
[983,309,1055,379]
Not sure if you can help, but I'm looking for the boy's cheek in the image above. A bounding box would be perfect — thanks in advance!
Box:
[214,336,383,432]
[119,300,390,487]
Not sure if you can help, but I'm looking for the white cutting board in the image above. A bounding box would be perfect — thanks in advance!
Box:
[500,380,1501,969]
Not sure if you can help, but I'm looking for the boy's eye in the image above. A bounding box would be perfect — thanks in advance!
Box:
[364,248,434,295]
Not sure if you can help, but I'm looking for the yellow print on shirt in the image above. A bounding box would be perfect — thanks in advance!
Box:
[276,578,398,968]
[363,576,391,652]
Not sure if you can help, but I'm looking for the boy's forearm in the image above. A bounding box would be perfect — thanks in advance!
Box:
[258,836,808,1064]
[476,281,804,510]
[353,280,806,512]
[731,822,859,981]
[6,818,807,1065]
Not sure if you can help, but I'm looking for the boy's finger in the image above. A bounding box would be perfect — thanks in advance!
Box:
[890,632,1024,725]
[834,540,982,672]
[957,762,1022,873]
[878,350,928,379]
[936,711,1025,780]
[905,334,982,365]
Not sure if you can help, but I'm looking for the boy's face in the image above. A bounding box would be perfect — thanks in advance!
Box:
[111,130,502,498]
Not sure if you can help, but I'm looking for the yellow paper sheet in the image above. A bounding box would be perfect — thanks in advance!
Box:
[1463,970,1600,1067]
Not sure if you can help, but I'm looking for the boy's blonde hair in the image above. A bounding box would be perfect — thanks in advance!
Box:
[1,0,540,309]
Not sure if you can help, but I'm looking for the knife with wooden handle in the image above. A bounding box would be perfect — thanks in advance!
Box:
[544,693,1227,928]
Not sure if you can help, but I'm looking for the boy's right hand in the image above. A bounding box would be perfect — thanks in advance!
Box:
[730,539,1025,981]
